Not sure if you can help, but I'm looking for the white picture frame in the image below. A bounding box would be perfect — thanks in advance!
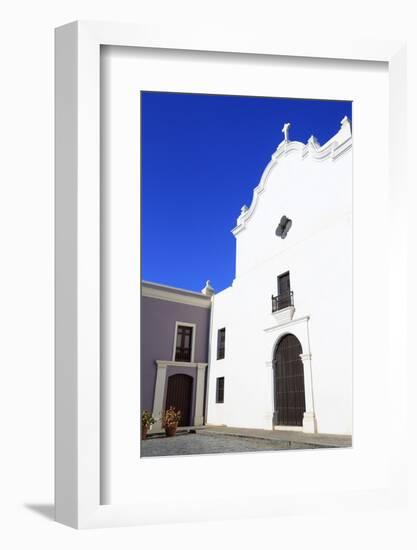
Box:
[55,21,407,529]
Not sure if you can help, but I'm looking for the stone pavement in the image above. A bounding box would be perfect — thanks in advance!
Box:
[141,432,317,457]
[141,425,351,457]
[197,425,352,448]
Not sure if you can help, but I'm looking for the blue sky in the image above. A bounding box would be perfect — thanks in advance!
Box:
[141,92,352,293]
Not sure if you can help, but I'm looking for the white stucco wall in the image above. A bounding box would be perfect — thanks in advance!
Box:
[206,119,352,435]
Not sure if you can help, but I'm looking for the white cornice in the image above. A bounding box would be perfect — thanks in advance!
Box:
[143,280,211,297]
[155,360,208,369]
[142,283,212,309]
[264,315,310,333]
[232,116,352,236]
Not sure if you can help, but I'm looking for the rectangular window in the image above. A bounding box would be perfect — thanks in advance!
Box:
[216,377,224,403]
[217,328,226,360]
[277,271,292,309]
[278,271,290,295]
[175,325,193,362]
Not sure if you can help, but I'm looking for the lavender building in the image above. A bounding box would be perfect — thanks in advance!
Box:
[141,280,214,430]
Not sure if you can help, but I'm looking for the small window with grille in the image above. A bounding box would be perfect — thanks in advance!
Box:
[216,377,225,403]
[217,328,226,360]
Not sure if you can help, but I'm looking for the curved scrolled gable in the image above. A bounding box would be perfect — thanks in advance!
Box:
[232,116,352,236]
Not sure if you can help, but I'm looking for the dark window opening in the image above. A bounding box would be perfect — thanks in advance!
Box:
[272,271,294,312]
[175,325,193,362]
[216,377,225,403]
[217,328,226,360]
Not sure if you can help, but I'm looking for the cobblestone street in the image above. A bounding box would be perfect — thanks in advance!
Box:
[141,431,325,457]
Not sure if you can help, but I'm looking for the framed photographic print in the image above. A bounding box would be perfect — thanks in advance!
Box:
[55,21,407,528]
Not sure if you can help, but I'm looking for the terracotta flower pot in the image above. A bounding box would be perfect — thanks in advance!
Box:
[141,425,149,440]
[165,424,178,437]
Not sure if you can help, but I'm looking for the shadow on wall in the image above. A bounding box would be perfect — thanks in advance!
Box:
[24,503,55,521]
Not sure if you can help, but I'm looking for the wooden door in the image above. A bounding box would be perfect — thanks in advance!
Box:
[274,334,305,426]
[165,374,193,426]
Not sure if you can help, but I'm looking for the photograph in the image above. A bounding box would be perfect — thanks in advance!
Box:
[140,91,353,457]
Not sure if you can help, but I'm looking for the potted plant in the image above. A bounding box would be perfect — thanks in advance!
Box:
[141,410,155,440]
[161,406,182,437]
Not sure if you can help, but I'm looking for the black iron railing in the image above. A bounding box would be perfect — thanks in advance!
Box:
[271,291,294,313]
[175,348,191,362]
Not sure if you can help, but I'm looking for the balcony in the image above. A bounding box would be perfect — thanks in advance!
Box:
[175,348,191,362]
[271,291,295,323]
[271,291,294,312]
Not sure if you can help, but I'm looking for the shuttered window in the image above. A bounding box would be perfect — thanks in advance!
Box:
[175,325,193,362]
[217,328,226,360]
[216,377,224,403]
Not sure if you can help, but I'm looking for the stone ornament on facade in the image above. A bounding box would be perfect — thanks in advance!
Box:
[275,215,292,239]
[201,280,215,296]
[282,121,291,141]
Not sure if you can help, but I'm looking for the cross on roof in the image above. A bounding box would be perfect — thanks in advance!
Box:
[282,122,291,142]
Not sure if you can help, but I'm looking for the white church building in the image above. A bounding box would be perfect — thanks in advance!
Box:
[205,117,353,435]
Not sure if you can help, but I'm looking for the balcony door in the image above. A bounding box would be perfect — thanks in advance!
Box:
[278,272,291,309]
[175,325,193,362]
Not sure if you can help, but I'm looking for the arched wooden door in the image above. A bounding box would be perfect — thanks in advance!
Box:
[273,334,306,426]
[165,374,193,427]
